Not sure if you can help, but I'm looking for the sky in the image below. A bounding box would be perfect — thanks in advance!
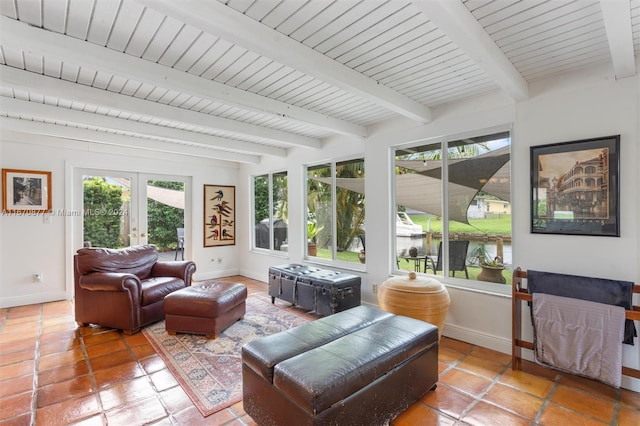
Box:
[538,148,605,179]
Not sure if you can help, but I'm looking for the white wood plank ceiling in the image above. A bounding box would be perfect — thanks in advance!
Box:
[0,0,638,164]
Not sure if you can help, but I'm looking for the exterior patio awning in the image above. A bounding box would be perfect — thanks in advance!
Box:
[113,178,185,209]
[313,146,510,225]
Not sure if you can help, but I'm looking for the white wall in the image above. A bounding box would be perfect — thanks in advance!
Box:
[238,68,640,391]
[236,136,367,283]
[0,133,241,307]
[513,70,640,391]
[1,66,638,390]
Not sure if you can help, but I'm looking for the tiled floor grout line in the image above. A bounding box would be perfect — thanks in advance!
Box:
[124,332,176,422]
[533,372,621,426]
[29,305,43,426]
[451,351,528,423]
[459,353,630,426]
[567,372,623,426]
[418,381,469,423]
[610,386,622,426]
[531,373,560,425]
[556,372,623,425]
[423,348,479,422]
[2,295,638,426]
[448,351,486,422]
[80,330,106,424]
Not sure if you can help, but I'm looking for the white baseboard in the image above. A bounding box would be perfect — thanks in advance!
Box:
[441,323,640,393]
[442,322,512,355]
[0,291,69,309]
[194,269,241,282]
[361,303,513,356]
[238,268,268,284]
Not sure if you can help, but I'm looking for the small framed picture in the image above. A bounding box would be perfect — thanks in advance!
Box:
[2,169,52,214]
[530,135,620,237]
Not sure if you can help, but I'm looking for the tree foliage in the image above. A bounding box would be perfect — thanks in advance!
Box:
[254,175,269,224]
[83,177,123,248]
[335,163,365,251]
[83,178,184,251]
[146,180,184,250]
[273,173,288,221]
[307,161,365,253]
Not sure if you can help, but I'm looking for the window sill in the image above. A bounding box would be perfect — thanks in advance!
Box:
[251,248,289,259]
[443,279,512,298]
[391,270,512,298]
[304,257,366,273]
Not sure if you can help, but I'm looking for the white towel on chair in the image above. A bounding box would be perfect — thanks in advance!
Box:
[532,293,625,388]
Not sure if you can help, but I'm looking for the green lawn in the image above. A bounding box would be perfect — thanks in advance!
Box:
[409,214,511,235]
[313,214,513,285]
[314,249,361,264]
[396,259,512,284]
[316,248,512,285]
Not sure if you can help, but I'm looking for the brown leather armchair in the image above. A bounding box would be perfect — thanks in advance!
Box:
[74,244,196,334]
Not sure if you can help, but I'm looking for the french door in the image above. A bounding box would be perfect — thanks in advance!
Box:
[74,168,189,258]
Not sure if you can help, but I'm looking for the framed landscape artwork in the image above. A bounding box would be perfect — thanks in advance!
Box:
[2,168,52,214]
[204,184,235,247]
[530,135,620,237]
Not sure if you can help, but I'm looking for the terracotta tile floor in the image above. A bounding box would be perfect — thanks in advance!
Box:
[1,275,639,425]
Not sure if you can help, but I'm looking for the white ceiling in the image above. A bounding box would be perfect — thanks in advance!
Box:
[1,0,638,164]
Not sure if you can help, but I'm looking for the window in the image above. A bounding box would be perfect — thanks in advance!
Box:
[393,130,512,286]
[306,158,365,264]
[253,171,288,252]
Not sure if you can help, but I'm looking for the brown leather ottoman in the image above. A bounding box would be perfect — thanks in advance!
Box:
[164,281,247,338]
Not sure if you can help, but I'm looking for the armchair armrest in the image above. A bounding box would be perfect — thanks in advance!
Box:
[152,261,197,285]
[79,272,141,293]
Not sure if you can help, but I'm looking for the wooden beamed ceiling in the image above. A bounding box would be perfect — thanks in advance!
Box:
[0,0,637,164]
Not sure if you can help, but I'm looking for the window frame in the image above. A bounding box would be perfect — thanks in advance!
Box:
[251,171,288,255]
[304,156,365,269]
[391,126,513,295]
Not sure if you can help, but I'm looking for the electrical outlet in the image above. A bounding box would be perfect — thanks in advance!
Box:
[372,283,377,293]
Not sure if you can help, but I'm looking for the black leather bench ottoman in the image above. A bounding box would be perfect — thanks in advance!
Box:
[242,305,438,426]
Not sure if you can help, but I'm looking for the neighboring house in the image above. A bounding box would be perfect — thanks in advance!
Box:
[466,197,511,219]
[485,199,511,216]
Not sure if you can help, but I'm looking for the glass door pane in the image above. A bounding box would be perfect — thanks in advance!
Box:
[78,171,187,259]
[142,176,186,261]
[82,174,133,249]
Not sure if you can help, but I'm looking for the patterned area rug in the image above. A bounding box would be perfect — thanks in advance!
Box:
[143,295,308,417]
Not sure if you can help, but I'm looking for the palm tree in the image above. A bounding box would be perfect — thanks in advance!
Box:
[306,161,365,253]
[335,162,365,252]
